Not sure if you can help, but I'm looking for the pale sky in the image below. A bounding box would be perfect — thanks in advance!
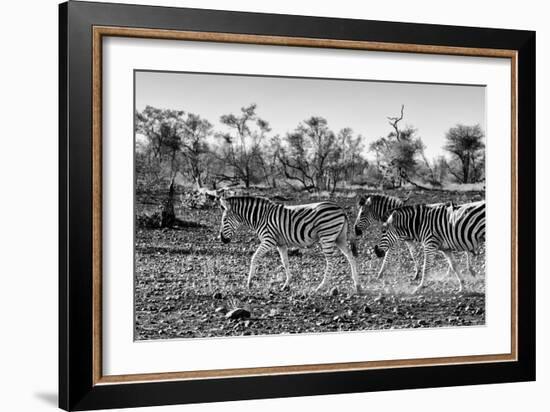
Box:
[135,70,485,160]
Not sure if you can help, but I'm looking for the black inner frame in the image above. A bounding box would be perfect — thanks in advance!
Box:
[59,1,536,411]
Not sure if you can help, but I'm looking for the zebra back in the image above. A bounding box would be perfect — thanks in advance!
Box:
[223,196,275,229]
[386,201,486,252]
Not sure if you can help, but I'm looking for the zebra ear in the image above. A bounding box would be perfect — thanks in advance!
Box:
[218,196,228,210]
[358,196,370,206]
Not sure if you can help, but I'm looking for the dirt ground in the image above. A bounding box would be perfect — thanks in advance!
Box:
[135,188,485,340]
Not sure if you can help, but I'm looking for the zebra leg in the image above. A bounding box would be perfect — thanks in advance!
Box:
[466,251,476,277]
[405,241,420,280]
[277,245,292,291]
[441,250,464,293]
[414,241,438,294]
[247,243,271,289]
[377,248,391,279]
[336,236,363,294]
[440,251,452,278]
[316,242,337,293]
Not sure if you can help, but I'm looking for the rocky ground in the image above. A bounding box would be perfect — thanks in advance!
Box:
[135,188,485,340]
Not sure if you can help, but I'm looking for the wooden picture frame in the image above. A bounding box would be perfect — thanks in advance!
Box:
[59,1,535,410]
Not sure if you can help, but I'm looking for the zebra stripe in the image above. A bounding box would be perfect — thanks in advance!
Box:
[374,201,485,292]
[218,196,361,293]
[353,194,420,279]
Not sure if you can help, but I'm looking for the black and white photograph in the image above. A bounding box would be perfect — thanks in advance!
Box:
[134,71,487,340]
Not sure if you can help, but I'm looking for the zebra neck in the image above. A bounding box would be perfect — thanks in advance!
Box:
[236,200,272,231]
[377,199,403,221]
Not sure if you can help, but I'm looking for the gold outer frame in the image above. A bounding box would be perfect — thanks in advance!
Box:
[92,26,518,386]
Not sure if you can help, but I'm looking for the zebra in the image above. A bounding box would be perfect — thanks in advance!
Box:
[374,201,485,293]
[217,195,362,293]
[353,194,420,279]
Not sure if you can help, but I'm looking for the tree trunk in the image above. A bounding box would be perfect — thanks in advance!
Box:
[160,178,177,228]
[462,155,470,183]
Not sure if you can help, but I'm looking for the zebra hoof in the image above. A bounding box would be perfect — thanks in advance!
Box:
[354,285,365,295]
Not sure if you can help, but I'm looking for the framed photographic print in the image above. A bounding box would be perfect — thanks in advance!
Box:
[59,1,536,410]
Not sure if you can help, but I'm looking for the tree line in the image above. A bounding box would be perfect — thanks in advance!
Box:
[135,103,485,223]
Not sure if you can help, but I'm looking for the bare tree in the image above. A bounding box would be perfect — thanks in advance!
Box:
[216,104,271,188]
[368,106,424,188]
[387,104,405,141]
[135,106,188,226]
[277,116,339,191]
[179,113,213,188]
[443,124,485,183]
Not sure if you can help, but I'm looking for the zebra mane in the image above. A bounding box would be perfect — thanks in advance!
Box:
[370,193,404,204]
[386,202,447,220]
[360,193,405,221]
[225,196,276,208]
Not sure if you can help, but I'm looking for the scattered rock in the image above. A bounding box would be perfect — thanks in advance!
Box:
[225,308,251,320]
[215,306,227,314]
[269,308,281,317]
[374,295,385,304]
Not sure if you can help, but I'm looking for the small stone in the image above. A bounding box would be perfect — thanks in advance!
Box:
[364,305,372,314]
[212,292,223,300]
[225,308,251,320]
[269,308,280,317]
[330,287,339,296]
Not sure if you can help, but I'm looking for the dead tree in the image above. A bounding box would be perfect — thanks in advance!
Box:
[387,104,405,142]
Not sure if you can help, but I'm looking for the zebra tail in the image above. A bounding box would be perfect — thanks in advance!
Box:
[347,219,359,257]
[350,237,358,257]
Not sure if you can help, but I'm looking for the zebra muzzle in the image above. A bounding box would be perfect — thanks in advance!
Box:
[220,233,231,244]
[354,226,363,236]
[374,245,386,258]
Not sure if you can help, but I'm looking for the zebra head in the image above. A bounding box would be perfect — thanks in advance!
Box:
[354,196,375,236]
[218,197,241,244]
[373,214,400,258]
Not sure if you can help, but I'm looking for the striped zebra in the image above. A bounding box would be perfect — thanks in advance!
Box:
[353,194,420,279]
[218,195,362,293]
[374,201,485,292]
